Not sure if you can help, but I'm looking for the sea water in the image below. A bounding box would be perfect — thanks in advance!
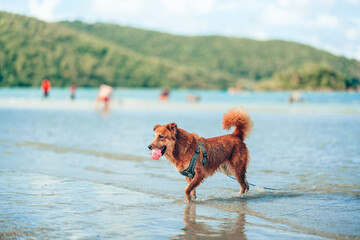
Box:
[0,88,359,239]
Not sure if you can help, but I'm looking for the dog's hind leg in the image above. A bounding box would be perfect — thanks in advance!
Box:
[229,152,249,194]
[233,165,249,194]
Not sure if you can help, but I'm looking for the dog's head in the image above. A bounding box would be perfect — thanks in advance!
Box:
[148,123,178,159]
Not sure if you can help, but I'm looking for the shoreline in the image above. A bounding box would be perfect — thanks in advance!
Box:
[0,86,359,92]
[0,98,359,115]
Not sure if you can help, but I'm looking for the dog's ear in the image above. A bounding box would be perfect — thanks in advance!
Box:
[167,123,178,134]
[153,124,161,131]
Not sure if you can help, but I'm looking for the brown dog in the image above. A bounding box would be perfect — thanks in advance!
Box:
[148,108,253,202]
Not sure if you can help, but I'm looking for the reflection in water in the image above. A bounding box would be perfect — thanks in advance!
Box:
[95,108,110,117]
[173,203,247,240]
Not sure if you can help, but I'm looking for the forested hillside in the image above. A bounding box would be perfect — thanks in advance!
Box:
[0,12,234,88]
[61,21,360,82]
[1,11,359,90]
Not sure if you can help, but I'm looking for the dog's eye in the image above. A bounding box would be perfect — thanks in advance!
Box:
[159,135,164,139]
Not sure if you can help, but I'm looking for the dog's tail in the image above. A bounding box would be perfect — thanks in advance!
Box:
[222,108,253,139]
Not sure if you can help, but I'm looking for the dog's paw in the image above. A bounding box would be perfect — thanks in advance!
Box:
[191,193,197,199]
[184,199,193,204]
[240,185,249,194]
[185,196,194,204]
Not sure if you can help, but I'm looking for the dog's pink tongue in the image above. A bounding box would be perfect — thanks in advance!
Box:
[150,148,162,160]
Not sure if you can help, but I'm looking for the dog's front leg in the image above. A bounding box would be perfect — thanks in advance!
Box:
[185,175,203,202]
[186,177,196,200]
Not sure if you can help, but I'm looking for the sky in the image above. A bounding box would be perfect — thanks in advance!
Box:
[1,0,360,60]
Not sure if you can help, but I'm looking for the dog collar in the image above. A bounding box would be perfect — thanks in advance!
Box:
[179,141,207,178]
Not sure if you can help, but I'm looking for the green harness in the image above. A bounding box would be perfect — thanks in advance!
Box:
[179,141,207,178]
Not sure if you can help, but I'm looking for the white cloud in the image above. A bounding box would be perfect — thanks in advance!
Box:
[28,0,60,21]
[246,28,269,40]
[259,1,339,30]
[276,0,311,8]
[91,0,145,19]
[346,28,360,40]
[193,0,215,15]
[161,0,186,15]
[314,14,339,29]
[344,0,360,5]
[257,0,318,28]
[260,4,305,26]
[276,0,291,7]
[217,1,241,12]
[161,0,215,15]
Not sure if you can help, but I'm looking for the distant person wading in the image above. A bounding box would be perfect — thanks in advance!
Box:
[41,79,51,98]
[70,84,77,100]
[95,84,113,112]
[159,87,170,101]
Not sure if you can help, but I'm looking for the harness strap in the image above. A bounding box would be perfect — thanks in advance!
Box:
[198,141,207,167]
[179,141,207,178]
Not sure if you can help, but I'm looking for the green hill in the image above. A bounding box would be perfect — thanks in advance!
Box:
[0,11,234,88]
[1,11,359,90]
[60,21,360,83]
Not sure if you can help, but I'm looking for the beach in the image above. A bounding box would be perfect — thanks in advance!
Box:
[0,88,359,239]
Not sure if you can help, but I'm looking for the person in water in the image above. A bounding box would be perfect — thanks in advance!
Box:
[287,91,303,103]
[70,84,77,100]
[159,87,170,101]
[95,84,113,112]
[41,79,51,98]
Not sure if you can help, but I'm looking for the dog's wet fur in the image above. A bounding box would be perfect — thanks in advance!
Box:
[148,108,253,202]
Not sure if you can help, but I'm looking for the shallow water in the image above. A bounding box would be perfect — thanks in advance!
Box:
[0,89,360,239]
